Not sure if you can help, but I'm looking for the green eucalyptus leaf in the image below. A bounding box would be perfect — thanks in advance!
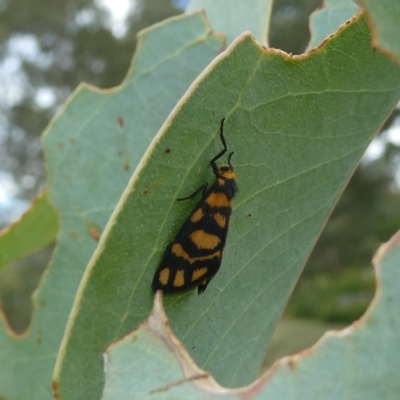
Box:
[55,12,400,400]
[0,12,223,400]
[101,229,400,399]
[258,229,400,399]
[308,0,360,50]
[361,0,400,63]
[187,0,272,45]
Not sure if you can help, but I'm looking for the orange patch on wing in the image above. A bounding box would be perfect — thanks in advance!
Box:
[193,250,221,263]
[192,267,208,282]
[190,230,220,250]
[173,270,185,287]
[205,192,230,208]
[172,243,191,262]
[213,212,226,228]
[172,243,220,263]
[191,208,204,222]
[159,268,170,285]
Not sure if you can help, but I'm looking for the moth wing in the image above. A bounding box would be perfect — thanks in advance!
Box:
[152,198,232,294]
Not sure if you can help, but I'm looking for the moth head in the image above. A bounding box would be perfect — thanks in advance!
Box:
[218,164,236,181]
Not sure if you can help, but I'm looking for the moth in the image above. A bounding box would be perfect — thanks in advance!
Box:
[152,118,237,294]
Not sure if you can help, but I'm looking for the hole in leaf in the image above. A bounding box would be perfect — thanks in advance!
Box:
[0,244,53,335]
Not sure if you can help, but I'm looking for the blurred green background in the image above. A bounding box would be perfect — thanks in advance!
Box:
[0,0,399,372]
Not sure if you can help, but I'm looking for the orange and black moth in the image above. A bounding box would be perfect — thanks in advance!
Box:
[152,118,237,294]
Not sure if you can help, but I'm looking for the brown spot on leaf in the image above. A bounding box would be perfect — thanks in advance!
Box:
[124,161,130,171]
[118,117,124,127]
[88,228,100,241]
[87,220,102,241]
[52,380,61,400]
[288,357,296,370]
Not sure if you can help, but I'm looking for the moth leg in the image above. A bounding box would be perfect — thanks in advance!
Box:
[197,278,210,295]
[177,183,208,201]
